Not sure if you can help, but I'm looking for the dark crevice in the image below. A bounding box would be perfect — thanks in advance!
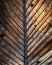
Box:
[22,0,28,65]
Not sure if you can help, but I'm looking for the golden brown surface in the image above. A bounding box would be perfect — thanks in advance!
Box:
[0,0,52,65]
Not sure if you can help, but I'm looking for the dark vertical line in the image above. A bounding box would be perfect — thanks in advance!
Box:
[22,0,28,65]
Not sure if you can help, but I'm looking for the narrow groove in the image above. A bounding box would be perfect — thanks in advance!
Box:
[12,0,23,14]
[1,13,23,35]
[27,0,45,24]
[0,56,14,65]
[27,1,50,31]
[28,34,51,62]
[14,0,23,8]
[0,13,23,44]
[1,1,23,32]
[27,9,51,46]
[16,0,23,7]
[27,16,50,47]
[28,23,51,56]
[31,45,51,65]
[0,21,24,52]
[6,0,23,23]
[0,59,9,65]
[1,13,24,41]
[40,56,52,65]
[28,12,50,40]
[28,25,49,53]
[0,50,21,65]
[0,29,24,57]
[29,34,51,64]
[26,0,39,17]
[27,2,51,37]
[0,44,24,62]
[22,0,28,65]
[7,0,23,16]
[2,0,23,23]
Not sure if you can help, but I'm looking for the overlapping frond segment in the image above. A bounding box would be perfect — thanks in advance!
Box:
[0,0,52,65]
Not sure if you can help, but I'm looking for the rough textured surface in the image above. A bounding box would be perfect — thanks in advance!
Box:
[0,0,52,65]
